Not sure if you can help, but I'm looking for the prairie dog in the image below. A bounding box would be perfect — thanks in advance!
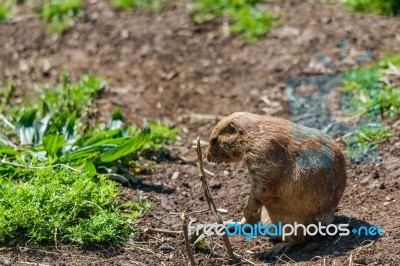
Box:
[206,112,347,253]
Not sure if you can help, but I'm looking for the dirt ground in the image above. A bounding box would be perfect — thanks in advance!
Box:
[1,0,400,265]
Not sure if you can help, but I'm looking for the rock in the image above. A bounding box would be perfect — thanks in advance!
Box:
[171,171,179,180]
[360,177,370,185]
[383,202,391,206]
[385,196,393,201]
[159,243,174,253]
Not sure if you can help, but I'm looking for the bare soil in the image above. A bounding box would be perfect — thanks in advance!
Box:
[1,0,400,265]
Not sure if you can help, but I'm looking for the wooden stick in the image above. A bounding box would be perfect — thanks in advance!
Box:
[195,137,238,264]
[181,212,196,266]
[143,227,183,235]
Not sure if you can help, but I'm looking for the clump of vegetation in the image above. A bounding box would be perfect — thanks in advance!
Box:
[39,0,83,33]
[342,0,400,16]
[0,5,11,21]
[0,74,177,244]
[189,0,278,42]
[0,167,149,244]
[341,54,400,151]
[112,0,164,11]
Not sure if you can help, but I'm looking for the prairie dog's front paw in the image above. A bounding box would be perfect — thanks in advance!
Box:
[244,208,261,225]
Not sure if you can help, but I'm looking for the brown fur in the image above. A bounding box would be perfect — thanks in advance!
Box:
[207,112,347,244]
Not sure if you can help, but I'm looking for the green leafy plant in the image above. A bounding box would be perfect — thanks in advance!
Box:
[0,166,150,244]
[37,73,105,125]
[0,75,177,244]
[0,5,11,20]
[189,0,278,42]
[342,0,400,16]
[39,0,83,33]
[112,0,163,11]
[1,107,176,184]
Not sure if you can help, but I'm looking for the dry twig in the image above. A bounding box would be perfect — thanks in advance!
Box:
[181,212,196,266]
[194,137,238,264]
[143,227,183,235]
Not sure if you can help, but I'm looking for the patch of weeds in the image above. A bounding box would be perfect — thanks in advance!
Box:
[342,0,400,16]
[377,54,400,69]
[112,0,163,11]
[39,0,83,34]
[0,5,11,21]
[341,54,400,150]
[0,166,150,244]
[0,82,15,113]
[0,74,176,244]
[354,126,395,146]
[189,0,278,42]
[37,73,105,123]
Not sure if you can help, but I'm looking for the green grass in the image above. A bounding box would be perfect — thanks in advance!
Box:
[341,54,400,149]
[354,126,395,146]
[39,0,83,33]
[0,166,149,244]
[112,0,163,11]
[342,0,400,16]
[189,0,278,42]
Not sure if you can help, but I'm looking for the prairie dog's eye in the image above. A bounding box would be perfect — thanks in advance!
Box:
[226,124,236,134]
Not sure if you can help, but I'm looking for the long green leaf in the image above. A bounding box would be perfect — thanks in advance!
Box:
[43,133,66,158]
[81,128,122,146]
[65,111,77,143]
[42,113,70,158]
[100,126,150,163]
[61,144,116,163]
[15,109,37,146]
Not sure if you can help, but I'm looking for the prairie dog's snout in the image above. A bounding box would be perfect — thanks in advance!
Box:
[207,112,347,252]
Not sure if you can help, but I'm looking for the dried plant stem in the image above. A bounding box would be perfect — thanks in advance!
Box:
[143,227,183,235]
[181,212,196,266]
[195,137,238,264]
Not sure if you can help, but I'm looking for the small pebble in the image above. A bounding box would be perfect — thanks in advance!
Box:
[160,243,174,253]
[383,202,391,206]
[360,177,370,185]
[171,171,179,180]
[385,196,393,201]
